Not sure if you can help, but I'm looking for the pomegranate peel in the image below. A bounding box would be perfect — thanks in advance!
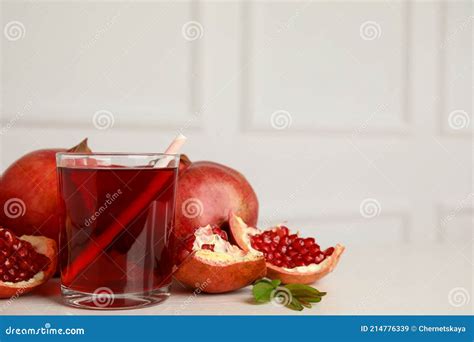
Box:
[174,225,266,293]
[229,214,344,285]
[0,228,57,298]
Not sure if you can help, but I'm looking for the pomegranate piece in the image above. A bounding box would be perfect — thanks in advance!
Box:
[249,227,333,267]
[229,214,345,285]
[0,227,57,298]
[174,225,266,293]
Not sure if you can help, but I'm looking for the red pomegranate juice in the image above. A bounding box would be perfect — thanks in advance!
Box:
[58,166,178,296]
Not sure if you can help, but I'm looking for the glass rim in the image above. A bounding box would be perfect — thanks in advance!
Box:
[56,152,181,169]
[56,152,181,158]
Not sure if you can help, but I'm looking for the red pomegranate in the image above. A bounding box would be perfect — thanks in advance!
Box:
[0,139,91,246]
[174,158,258,240]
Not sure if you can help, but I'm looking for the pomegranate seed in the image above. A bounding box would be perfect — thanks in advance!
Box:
[304,237,315,247]
[323,247,335,257]
[272,235,280,244]
[17,246,28,258]
[303,254,313,264]
[308,244,320,254]
[263,236,272,244]
[212,227,228,241]
[267,253,274,261]
[314,253,325,264]
[279,226,289,236]
[295,260,305,267]
[291,239,305,252]
[287,250,298,258]
[278,245,287,254]
[281,236,290,246]
[288,234,298,244]
[273,259,282,267]
[274,252,282,260]
[201,244,215,251]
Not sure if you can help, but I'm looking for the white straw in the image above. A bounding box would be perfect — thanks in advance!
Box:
[155,134,187,167]
[164,133,187,154]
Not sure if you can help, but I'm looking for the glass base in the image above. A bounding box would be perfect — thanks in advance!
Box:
[61,285,170,310]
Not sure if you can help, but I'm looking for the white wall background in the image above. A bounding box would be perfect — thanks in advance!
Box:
[0,0,472,251]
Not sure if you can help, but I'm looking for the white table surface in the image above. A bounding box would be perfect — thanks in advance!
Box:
[1,244,472,315]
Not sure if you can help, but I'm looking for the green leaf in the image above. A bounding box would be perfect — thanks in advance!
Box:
[252,282,275,303]
[270,279,281,288]
[286,297,304,311]
[298,300,313,309]
[298,297,322,303]
[284,284,326,298]
[251,278,327,312]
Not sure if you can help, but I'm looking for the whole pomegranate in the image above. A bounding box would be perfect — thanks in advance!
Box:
[0,139,90,246]
[175,158,258,240]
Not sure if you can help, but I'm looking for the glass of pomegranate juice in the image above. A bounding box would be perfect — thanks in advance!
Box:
[56,153,179,309]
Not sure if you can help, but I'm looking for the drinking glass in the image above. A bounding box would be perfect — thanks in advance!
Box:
[56,153,179,309]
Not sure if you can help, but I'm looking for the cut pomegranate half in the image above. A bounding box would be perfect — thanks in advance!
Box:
[174,225,266,293]
[229,214,344,284]
[0,227,57,298]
